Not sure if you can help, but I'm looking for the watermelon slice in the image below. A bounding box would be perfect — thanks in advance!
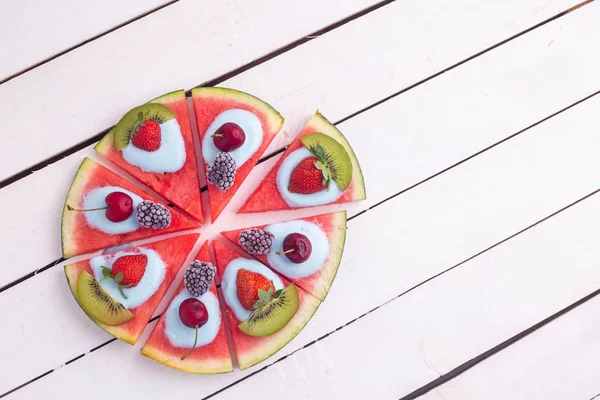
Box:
[192,87,283,222]
[142,243,233,373]
[61,158,199,258]
[221,211,346,301]
[212,241,321,370]
[239,112,366,214]
[95,90,204,222]
[64,233,199,344]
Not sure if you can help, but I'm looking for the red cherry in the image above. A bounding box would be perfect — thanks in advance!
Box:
[104,192,134,222]
[212,122,246,152]
[66,191,133,223]
[282,233,312,263]
[179,298,209,328]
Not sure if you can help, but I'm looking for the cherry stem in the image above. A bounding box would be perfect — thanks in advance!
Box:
[212,133,224,138]
[276,249,295,256]
[67,205,107,212]
[181,325,199,360]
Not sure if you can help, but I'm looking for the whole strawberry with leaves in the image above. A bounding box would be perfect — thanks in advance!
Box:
[131,111,162,152]
[288,144,332,194]
[101,254,147,299]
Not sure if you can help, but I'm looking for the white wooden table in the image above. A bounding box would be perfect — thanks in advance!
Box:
[1,0,599,398]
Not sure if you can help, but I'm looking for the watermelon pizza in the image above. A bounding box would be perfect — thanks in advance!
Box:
[61,87,366,374]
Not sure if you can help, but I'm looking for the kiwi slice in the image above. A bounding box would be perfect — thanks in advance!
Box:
[76,270,134,326]
[113,103,176,150]
[301,133,353,191]
[238,284,300,337]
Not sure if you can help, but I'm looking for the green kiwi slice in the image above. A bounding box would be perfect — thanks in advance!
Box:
[113,103,176,150]
[238,284,300,337]
[301,133,353,191]
[76,270,134,326]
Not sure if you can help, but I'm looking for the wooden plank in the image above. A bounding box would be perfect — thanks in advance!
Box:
[5,41,600,400]
[0,0,592,289]
[0,0,384,182]
[0,0,172,82]
[426,294,600,400]
[202,186,600,400]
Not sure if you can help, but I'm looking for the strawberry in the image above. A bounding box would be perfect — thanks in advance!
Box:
[101,254,147,299]
[132,120,161,152]
[236,269,275,311]
[288,156,330,194]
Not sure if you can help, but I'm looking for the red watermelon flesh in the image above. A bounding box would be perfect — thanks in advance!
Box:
[221,211,346,301]
[212,241,321,370]
[239,112,366,214]
[141,243,233,373]
[64,233,199,345]
[95,90,203,222]
[61,158,199,258]
[192,87,283,222]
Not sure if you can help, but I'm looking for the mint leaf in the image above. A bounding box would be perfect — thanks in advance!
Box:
[274,289,283,298]
[114,272,124,284]
[101,266,112,278]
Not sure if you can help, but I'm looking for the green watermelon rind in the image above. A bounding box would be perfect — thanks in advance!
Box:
[311,111,367,201]
[191,87,284,133]
[61,158,96,258]
[313,210,347,300]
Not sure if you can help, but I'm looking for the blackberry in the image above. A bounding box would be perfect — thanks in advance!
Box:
[136,200,171,229]
[184,261,216,296]
[239,228,274,255]
[207,152,236,191]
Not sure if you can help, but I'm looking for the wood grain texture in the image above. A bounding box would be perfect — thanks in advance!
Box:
[0,0,172,81]
[0,0,383,182]
[423,289,600,400]
[6,42,600,400]
[0,0,591,289]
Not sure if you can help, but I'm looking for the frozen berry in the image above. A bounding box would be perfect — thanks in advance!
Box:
[136,200,171,229]
[207,152,236,191]
[184,261,216,297]
[239,228,274,255]
[212,122,246,152]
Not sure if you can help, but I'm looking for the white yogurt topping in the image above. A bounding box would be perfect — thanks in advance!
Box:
[265,220,330,279]
[91,248,166,309]
[83,186,142,234]
[221,258,284,321]
[122,118,186,173]
[163,290,221,348]
[202,109,263,167]
[277,147,343,207]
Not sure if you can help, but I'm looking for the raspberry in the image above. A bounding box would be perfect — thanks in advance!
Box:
[136,200,171,229]
[207,152,236,191]
[239,228,274,255]
[184,261,216,296]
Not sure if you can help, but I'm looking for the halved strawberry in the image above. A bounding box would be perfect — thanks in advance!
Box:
[101,254,148,298]
[132,120,161,152]
[236,268,275,310]
[288,156,330,194]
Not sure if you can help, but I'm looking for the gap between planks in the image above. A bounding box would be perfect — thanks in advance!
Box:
[0,0,589,191]
[0,0,398,190]
[0,0,594,295]
[4,88,600,399]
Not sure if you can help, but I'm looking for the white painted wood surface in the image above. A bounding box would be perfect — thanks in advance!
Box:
[1,0,600,399]
[0,0,172,81]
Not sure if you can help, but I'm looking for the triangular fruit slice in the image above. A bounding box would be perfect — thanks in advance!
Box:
[192,87,283,222]
[212,241,321,370]
[64,233,199,344]
[142,243,233,374]
[95,90,204,222]
[239,112,366,214]
[221,211,346,301]
[62,158,199,258]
